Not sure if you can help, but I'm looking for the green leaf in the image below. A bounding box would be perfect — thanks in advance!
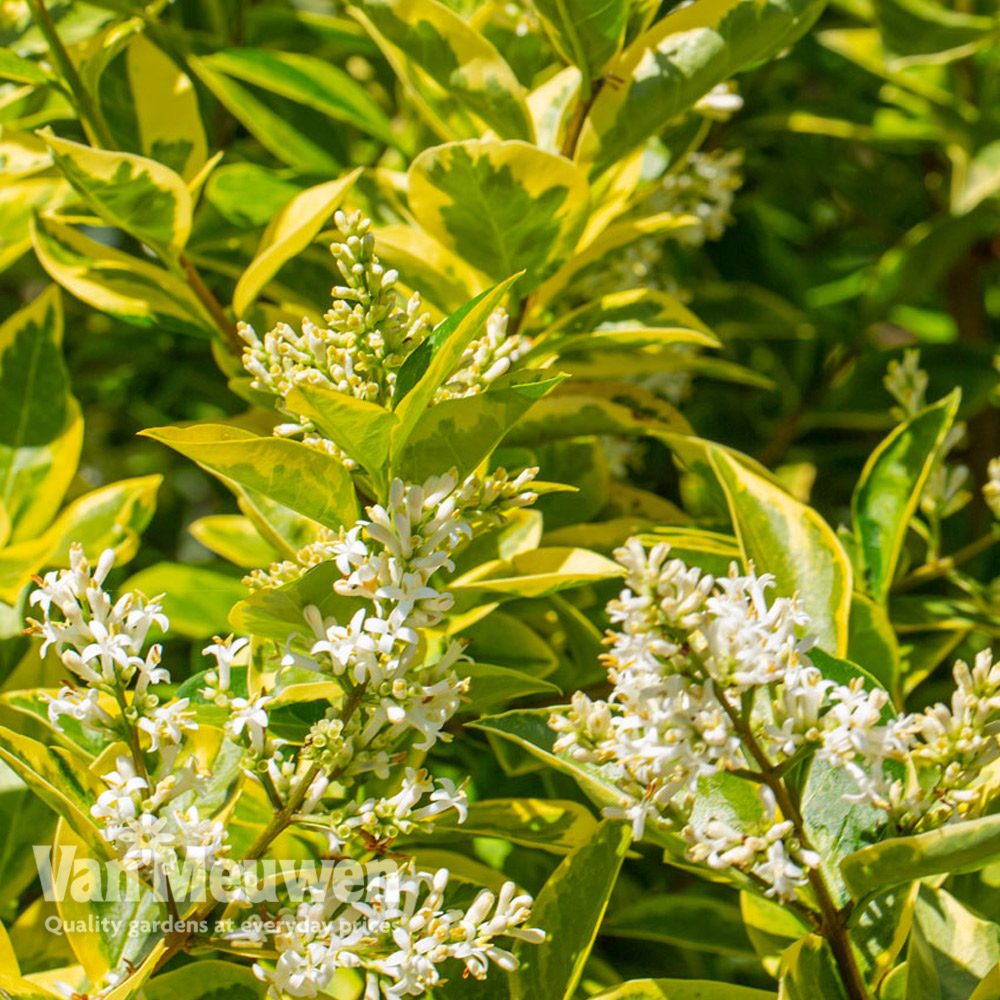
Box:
[391,272,522,451]
[229,563,347,642]
[0,760,57,910]
[504,385,690,446]
[709,447,853,656]
[954,141,1000,216]
[0,50,50,85]
[576,0,826,177]
[604,895,755,957]
[528,287,718,361]
[31,215,214,337]
[451,546,622,598]
[851,885,918,988]
[114,34,207,181]
[285,383,398,492]
[741,892,812,978]
[120,563,247,640]
[142,960,267,1000]
[429,798,597,853]
[42,131,192,260]
[842,814,1000,905]
[52,821,162,983]
[0,474,161,602]
[188,515,281,570]
[0,726,109,860]
[0,176,71,274]
[905,886,1000,1000]
[0,286,82,542]
[141,424,359,530]
[470,707,632,812]
[460,662,560,713]
[190,57,344,174]
[408,139,589,294]
[777,935,850,1000]
[588,982,776,1000]
[43,473,160,566]
[394,373,562,481]
[353,0,534,141]
[509,820,631,1000]
[801,752,888,907]
[462,610,559,677]
[848,592,902,699]
[233,171,361,317]
[529,0,628,90]
[199,48,395,145]
[872,0,998,60]
[205,165,303,230]
[851,392,959,603]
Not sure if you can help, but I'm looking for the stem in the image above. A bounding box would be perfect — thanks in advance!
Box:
[560,78,603,161]
[180,254,244,357]
[243,761,323,862]
[154,681,369,970]
[509,75,605,338]
[27,0,115,150]
[716,693,871,1000]
[893,529,999,593]
[112,684,149,786]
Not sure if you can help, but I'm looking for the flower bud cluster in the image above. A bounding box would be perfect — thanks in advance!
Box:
[238,211,530,467]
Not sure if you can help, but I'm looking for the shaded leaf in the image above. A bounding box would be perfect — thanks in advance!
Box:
[31,215,213,337]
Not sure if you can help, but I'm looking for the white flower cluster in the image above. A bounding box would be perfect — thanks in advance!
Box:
[236,469,543,994]
[279,470,538,783]
[31,545,167,734]
[824,651,1000,828]
[28,493,545,1000]
[238,211,530,465]
[247,467,538,591]
[685,785,820,901]
[649,149,744,248]
[28,546,232,878]
[253,864,543,1000]
[550,540,1000,901]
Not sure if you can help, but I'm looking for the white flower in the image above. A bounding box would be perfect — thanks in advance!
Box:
[201,635,249,700]
[43,685,114,732]
[227,695,272,755]
[137,699,196,752]
[254,865,542,1000]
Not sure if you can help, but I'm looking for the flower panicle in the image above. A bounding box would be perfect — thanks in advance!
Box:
[551,539,1000,902]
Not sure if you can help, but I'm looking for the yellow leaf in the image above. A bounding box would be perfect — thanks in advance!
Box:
[233,169,361,317]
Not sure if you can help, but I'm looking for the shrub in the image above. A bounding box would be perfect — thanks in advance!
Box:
[2,1,1000,999]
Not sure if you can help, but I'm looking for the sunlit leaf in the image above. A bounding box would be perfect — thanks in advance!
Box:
[408,139,589,293]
